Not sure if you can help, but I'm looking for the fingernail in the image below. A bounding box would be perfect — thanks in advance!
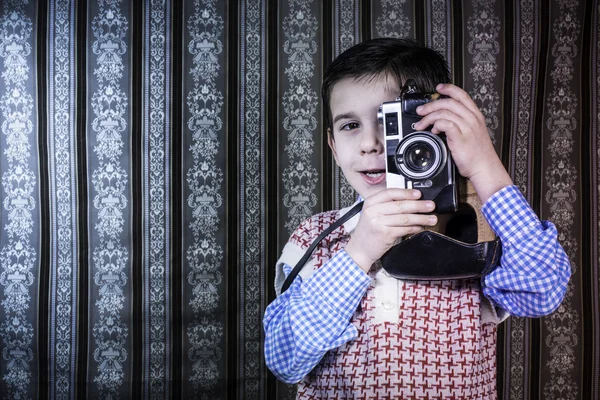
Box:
[412,190,421,197]
[436,83,444,90]
[427,201,436,209]
[429,216,438,224]
[416,106,424,113]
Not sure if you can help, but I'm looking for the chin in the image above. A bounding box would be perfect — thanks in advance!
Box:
[361,184,386,199]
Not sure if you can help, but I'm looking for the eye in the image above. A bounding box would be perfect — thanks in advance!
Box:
[340,122,359,131]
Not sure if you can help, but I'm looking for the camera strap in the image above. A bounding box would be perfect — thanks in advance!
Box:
[279,195,503,295]
[280,201,364,294]
[380,231,502,280]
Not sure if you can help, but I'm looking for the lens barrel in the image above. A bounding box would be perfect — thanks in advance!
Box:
[395,132,446,180]
[405,142,435,172]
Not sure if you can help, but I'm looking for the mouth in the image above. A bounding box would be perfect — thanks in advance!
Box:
[360,169,386,185]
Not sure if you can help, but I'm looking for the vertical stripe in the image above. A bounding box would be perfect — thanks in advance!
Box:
[280,0,321,236]
[144,0,151,391]
[0,0,38,398]
[36,0,50,395]
[164,0,171,393]
[276,1,322,394]
[168,0,183,395]
[594,2,600,396]
[69,0,78,394]
[75,2,89,396]
[541,0,582,397]
[504,1,538,398]
[425,0,452,71]
[332,0,358,210]
[372,0,413,38]
[86,1,131,397]
[182,0,226,397]
[48,0,78,398]
[239,1,248,396]
[451,0,464,87]
[129,1,144,394]
[463,0,503,148]
[240,0,267,398]
[580,1,596,396]
[510,0,537,198]
[143,0,171,397]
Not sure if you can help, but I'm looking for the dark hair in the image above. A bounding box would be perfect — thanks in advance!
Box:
[322,37,450,129]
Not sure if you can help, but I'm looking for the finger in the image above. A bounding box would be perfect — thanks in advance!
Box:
[415,103,479,132]
[415,84,486,129]
[414,110,472,138]
[374,199,436,216]
[380,213,438,227]
[434,83,482,116]
[363,187,422,206]
[429,119,462,137]
[416,98,475,124]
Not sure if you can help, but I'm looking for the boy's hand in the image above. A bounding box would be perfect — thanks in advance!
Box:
[344,189,438,273]
[413,83,513,203]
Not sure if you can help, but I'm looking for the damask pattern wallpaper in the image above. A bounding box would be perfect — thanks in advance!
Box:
[0,0,598,399]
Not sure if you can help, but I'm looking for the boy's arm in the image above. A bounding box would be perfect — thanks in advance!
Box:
[263,250,371,384]
[480,185,571,317]
[265,189,436,383]
[414,84,571,317]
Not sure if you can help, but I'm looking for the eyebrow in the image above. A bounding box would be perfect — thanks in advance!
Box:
[332,112,358,126]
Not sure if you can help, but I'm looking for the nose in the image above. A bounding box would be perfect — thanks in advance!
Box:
[360,122,384,155]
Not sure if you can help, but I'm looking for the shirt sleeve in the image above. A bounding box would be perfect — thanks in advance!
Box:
[481,185,572,317]
[263,249,371,384]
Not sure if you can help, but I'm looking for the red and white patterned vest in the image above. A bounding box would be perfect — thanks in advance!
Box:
[281,209,499,399]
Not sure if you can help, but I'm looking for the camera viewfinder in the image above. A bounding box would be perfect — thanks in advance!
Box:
[385,113,398,136]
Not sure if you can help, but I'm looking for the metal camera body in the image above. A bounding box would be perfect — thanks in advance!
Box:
[378,82,458,213]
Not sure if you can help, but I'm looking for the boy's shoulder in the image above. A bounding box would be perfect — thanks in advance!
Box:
[289,209,342,249]
[275,209,346,295]
[275,208,353,294]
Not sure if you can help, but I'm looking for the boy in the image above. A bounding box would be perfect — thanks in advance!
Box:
[263,38,570,399]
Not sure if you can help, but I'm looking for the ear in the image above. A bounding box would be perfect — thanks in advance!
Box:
[327,128,340,166]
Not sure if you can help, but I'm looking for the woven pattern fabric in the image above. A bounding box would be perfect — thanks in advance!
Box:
[289,211,349,265]
[300,281,496,399]
[287,212,497,399]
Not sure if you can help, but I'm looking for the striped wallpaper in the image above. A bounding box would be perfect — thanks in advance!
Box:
[0,0,597,398]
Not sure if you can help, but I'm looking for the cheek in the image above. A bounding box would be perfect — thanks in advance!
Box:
[332,141,353,163]
[333,134,357,151]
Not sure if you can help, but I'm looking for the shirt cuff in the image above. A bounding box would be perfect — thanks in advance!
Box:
[481,185,541,247]
[302,249,372,319]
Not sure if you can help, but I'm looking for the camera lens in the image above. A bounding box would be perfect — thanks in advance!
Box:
[395,132,446,180]
[405,142,435,172]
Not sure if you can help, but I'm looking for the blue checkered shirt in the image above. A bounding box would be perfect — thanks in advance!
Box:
[263,185,571,384]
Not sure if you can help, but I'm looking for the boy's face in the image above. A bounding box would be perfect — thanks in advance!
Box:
[328,74,400,200]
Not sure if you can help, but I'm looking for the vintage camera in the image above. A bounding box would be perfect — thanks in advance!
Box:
[378,80,458,213]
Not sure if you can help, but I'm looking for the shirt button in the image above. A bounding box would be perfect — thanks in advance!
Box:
[382,302,394,310]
